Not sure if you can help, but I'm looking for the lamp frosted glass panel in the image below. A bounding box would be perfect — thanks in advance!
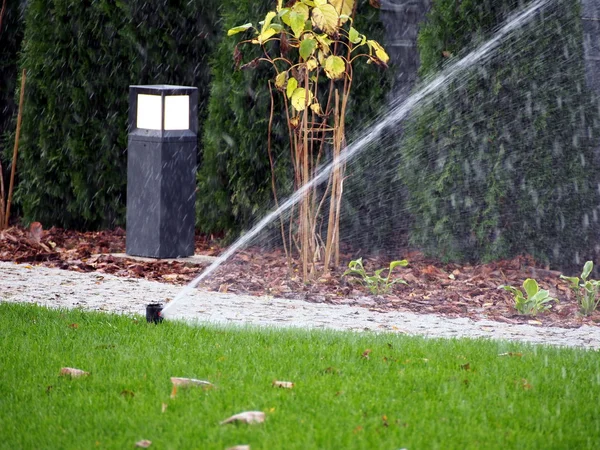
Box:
[165,95,190,130]
[137,94,162,130]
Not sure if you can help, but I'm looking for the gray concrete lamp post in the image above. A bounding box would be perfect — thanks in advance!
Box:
[126,85,198,258]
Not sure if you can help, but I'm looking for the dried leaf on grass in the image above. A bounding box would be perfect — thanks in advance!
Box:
[170,377,213,387]
[135,440,152,448]
[226,446,250,450]
[220,411,265,425]
[272,380,294,389]
[170,377,213,398]
[161,403,168,413]
[498,352,523,357]
[59,367,89,377]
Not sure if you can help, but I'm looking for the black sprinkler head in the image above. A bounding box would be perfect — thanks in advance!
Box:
[146,303,164,324]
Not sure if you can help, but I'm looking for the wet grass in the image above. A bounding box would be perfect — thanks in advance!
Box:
[1,302,599,449]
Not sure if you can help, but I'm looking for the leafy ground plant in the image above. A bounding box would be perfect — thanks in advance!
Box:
[501,278,557,316]
[560,261,600,316]
[1,303,599,449]
[342,257,408,294]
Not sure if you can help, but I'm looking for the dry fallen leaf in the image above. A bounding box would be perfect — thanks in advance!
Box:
[161,403,168,413]
[170,377,213,397]
[517,378,532,390]
[361,349,372,359]
[226,446,250,450]
[272,380,294,389]
[220,411,265,425]
[498,352,523,357]
[460,363,471,371]
[170,377,213,387]
[29,222,43,243]
[135,439,152,448]
[59,367,89,377]
[527,320,543,326]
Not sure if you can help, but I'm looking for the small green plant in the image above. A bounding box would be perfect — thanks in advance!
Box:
[501,278,557,316]
[342,258,408,295]
[560,261,600,316]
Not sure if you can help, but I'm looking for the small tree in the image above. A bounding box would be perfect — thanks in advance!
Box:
[229,0,389,280]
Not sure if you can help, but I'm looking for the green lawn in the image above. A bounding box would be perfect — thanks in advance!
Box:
[1,302,598,449]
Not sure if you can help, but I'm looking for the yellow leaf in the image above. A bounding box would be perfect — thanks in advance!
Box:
[289,11,306,38]
[349,26,361,44]
[262,11,277,32]
[323,55,345,79]
[310,102,323,115]
[286,76,298,99]
[227,23,253,36]
[275,71,288,89]
[311,4,339,35]
[330,0,355,23]
[306,58,318,71]
[315,33,332,55]
[317,50,326,64]
[277,0,283,11]
[293,2,310,22]
[291,87,313,111]
[258,26,278,44]
[368,39,390,65]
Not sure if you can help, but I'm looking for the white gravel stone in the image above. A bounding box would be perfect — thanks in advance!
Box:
[1,261,598,350]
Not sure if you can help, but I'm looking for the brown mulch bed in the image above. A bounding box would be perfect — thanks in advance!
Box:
[1,224,599,329]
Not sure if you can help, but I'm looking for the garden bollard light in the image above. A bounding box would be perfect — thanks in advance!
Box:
[126,85,198,259]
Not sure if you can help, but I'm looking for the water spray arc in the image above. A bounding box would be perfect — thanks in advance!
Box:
[160,0,552,318]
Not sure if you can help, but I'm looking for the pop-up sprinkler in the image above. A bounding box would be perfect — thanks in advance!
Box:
[146,303,164,323]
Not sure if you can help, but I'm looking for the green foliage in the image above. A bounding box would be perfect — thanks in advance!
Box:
[0,0,25,197]
[501,278,557,316]
[560,261,600,316]
[16,0,220,229]
[197,0,289,236]
[342,257,408,294]
[197,0,391,237]
[400,0,600,268]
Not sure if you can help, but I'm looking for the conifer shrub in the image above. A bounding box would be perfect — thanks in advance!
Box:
[0,0,25,200]
[400,0,600,268]
[16,0,219,229]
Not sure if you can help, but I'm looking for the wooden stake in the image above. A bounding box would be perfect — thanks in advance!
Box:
[0,0,7,35]
[0,159,5,229]
[4,69,26,228]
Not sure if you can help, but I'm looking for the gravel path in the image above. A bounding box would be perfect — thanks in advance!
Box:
[1,261,599,349]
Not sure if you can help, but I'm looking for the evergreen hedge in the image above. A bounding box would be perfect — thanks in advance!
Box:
[0,0,25,200]
[17,0,220,229]
[197,0,392,238]
[400,0,600,268]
